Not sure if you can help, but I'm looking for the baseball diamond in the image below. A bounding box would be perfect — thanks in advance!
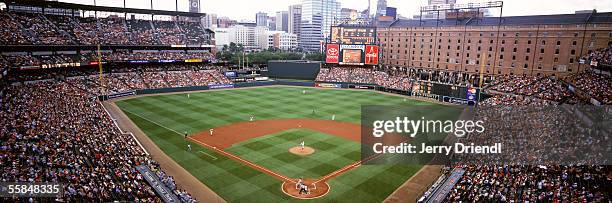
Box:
[113,86,462,202]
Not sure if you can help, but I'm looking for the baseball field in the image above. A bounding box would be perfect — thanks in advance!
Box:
[114,86,462,202]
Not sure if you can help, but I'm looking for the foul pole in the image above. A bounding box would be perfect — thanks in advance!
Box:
[477,53,487,103]
[97,44,105,94]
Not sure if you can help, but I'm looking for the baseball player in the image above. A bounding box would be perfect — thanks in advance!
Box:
[300,141,305,150]
[187,144,192,151]
[187,94,190,99]
[299,183,309,195]
[332,114,336,121]
[296,178,303,189]
[250,115,254,122]
[209,128,214,136]
[184,131,188,139]
[302,89,306,94]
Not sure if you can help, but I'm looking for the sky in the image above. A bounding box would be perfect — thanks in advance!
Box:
[60,0,612,21]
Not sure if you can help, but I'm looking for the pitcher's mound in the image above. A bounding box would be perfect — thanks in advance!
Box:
[289,146,315,156]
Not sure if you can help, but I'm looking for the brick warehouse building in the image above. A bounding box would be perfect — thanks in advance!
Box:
[376,11,612,76]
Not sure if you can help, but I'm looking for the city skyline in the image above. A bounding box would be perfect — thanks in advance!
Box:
[57,0,612,21]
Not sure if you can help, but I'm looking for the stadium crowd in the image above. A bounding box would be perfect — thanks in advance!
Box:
[0,81,162,201]
[91,51,214,62]
[0,51,214,70]
[317,66,414,91]
[10,12,73,45]
[581,46,612,66]
[316,65,612,105]
[444,165,610,202]
[0,11,212,46]
[485,75,579,103]
[0,12,31,44]
[566,71,611,104]
[0,64,235,202]
[62,65,232,95]
[441,103,610,202]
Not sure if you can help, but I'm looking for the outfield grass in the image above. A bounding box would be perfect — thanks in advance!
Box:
[116,86,462,202]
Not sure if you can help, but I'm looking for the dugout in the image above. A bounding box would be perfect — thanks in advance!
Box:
[266,60,321,80]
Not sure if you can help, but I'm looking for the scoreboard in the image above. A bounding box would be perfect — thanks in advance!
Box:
[326,25,378,66]
[330,26,376,44]
[325,44,379,65]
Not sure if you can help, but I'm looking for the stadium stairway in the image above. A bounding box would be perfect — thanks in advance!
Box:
[7,12,36,43]
[210,71,226,84]
[121,18,133,43]
[41,14,77,44]
[181,71,198,86]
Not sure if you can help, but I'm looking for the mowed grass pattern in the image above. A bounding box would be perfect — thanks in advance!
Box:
[226,129,361,178]
[116,86,462,202]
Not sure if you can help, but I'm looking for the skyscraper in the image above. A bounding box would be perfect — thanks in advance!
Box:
[267,16,276,31]
[276,11,289,32]
[299,14,323,52]
[256,12,268,26]
[288,4,302,35]
[300,0,341,52]
[201,13,217,28]
[376,0,387,17]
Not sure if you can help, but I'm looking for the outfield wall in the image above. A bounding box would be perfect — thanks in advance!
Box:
[267,60,321,80]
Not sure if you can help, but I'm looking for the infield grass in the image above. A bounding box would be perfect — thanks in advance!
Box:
[225,129,360,178]
[116,86,462,202]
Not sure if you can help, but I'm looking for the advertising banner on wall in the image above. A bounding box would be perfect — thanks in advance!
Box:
[466,87,477,101]
[315,83,342,88]
[325,44,340,64]
[365,45,379,65]
[209,84,235,89]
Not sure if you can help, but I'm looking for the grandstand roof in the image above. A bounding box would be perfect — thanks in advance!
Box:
[379,11,612,28]
[2,0,205,17]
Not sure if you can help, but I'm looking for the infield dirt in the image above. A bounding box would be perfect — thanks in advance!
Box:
[289,146,316,156]
[189,118,361,149]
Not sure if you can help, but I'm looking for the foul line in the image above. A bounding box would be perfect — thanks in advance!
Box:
[121,108,295,183]
[197,151,218,160]
[313,137,411,184]
[100,102,149,155]
[188,137,295,183]
[120,108,185,136]
[313,153,382,184]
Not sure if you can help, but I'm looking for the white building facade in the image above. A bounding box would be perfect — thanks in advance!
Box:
[214,24,270,50]
[267,31,298,51]
[213,27,230,50]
